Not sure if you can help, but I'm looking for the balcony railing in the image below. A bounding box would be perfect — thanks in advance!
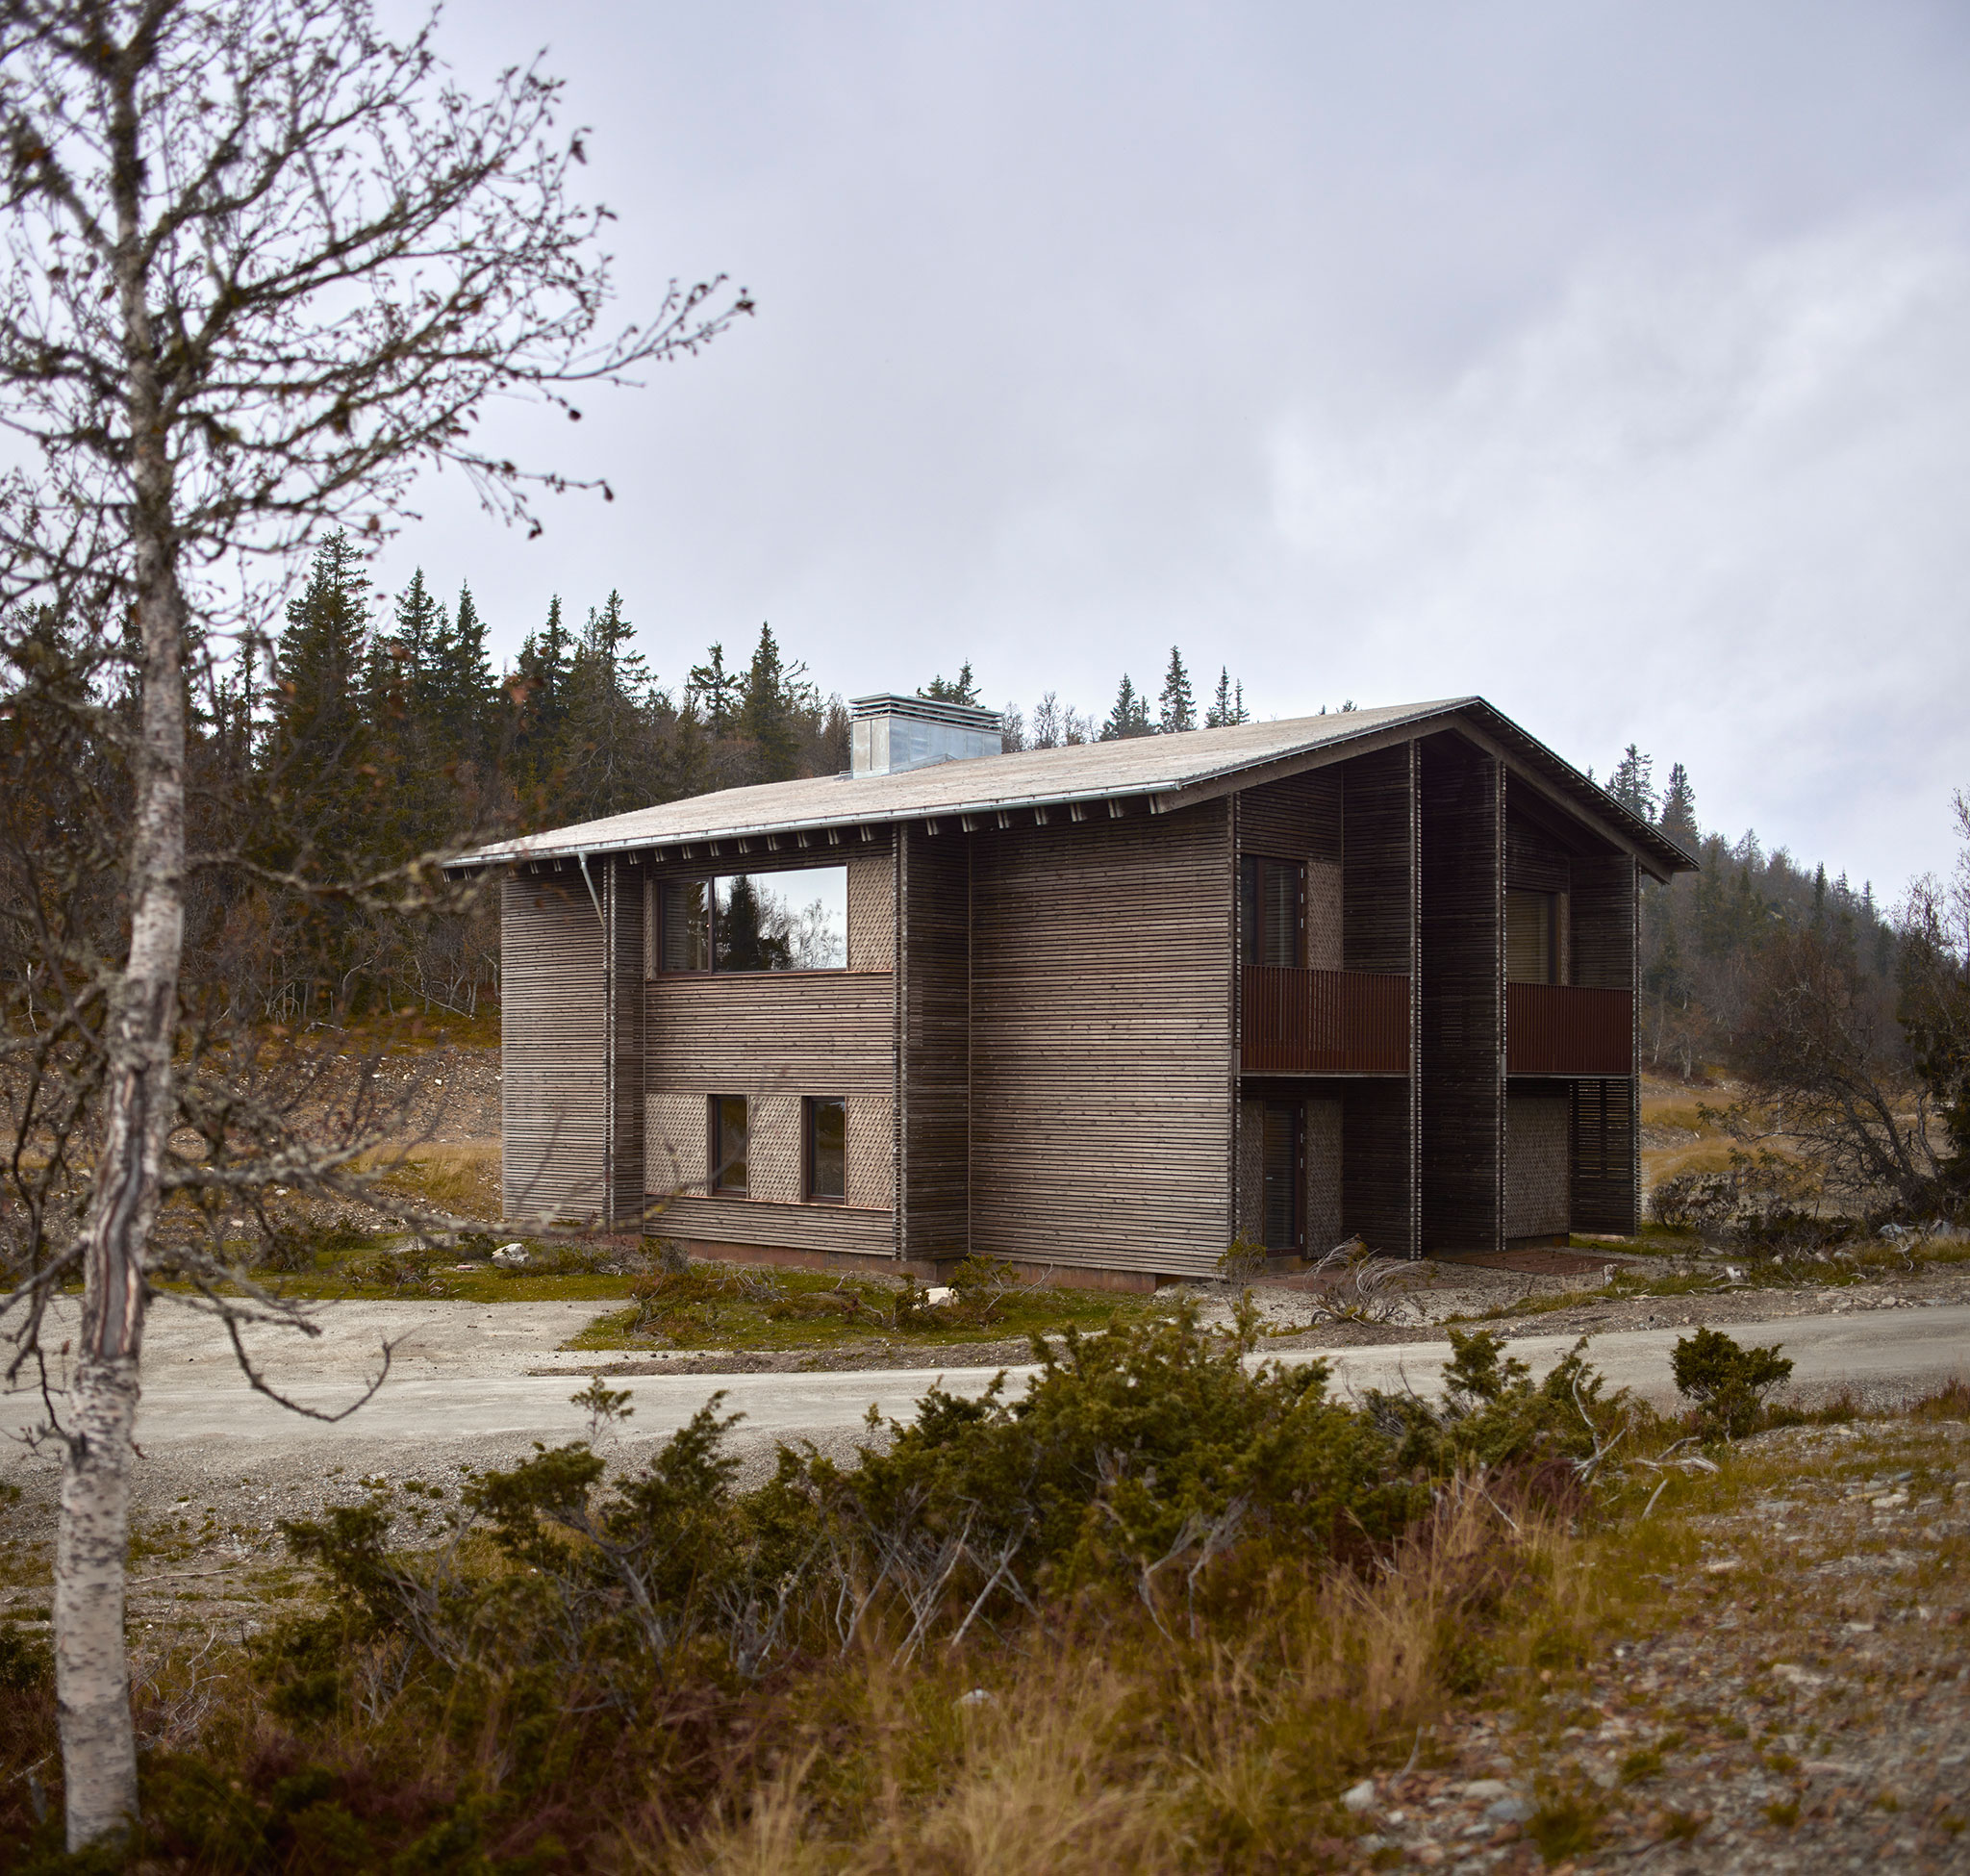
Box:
[1506,982,1632,1076]
[1240,966,1410,1075]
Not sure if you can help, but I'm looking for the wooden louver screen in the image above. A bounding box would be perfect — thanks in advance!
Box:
[1505,983,1632,1076]
[1240,966,1410,1075]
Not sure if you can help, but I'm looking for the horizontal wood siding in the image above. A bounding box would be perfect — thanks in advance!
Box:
[900,826,970,1262]
[1571,1077,1638,1234]
[643,973,894,1096]
[1342,745,1415,976]
[1570,854,1636,993]
[610,860,644,1225]
[1342,1079,1412,1255]
[501,875,606,1221]
[1238,767,1343,864]
[1504,812,1572,894]
[1568,852,1638,1232]
[969,801,1233,1277]
[1419,734,1503,1255]
[655,1195,895,1256]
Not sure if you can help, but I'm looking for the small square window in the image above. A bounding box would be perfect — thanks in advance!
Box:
[807,1097,846,1203]
[711,1096,748,1195]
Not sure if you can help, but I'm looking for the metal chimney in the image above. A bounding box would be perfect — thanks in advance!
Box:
[848,695,1003,776]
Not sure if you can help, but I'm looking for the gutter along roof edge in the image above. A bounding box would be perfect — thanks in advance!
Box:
[454,696,1697,879]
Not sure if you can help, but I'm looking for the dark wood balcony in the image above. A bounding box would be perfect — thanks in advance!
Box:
[1506,982,1632,1076]
[1240,966,1410,1075]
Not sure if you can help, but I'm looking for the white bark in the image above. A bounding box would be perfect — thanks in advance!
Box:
[53,35,188,1849]
[53,1356,141,1841]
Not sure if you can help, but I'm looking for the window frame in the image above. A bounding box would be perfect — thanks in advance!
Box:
[655,868,852,977]
[709,1094,750,1196]
[1505,887,1559,985]
[1239,855,1305,970]
[804,1095,847,1204]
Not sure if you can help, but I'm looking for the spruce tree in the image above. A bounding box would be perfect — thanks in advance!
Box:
[512,596,572,781]
[1607,744,1657,822]
[426,580,496,764]
[1157,646,1196,733]
[1206,666,1236,728]
[1100,673,1152,741]
[921,662,981,705]
[740,621,802,782]
[271,531,370,772]
[687,641,743,733]
[1658,761,1698,851]
[269,530,372,852]
[561,590,656,819]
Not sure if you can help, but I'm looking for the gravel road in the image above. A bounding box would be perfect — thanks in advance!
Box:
[4,1297,1965,1549]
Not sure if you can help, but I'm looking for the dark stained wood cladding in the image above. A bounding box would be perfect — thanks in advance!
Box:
[1504,812,1572,894]
[1567,852,1639,1232]
[656,1194,894,1257]
[501,874,608,1222]
[1240,966,1410,1074]
[643,973,893,1096]
[1238,767,1342,863]
[1419,734,1503,1255]
[1571,1077,1638,1233]
[1342,745,1415,975]
[898,826,971,1262]
[1341,1080,1411,1255]
[1569,854,1637,992]
[969,801,1233,1278]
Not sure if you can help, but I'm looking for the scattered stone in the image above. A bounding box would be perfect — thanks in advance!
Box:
[492,1243,529,1267]
[1341,1778,1377,1813]
[954,1687,993,1708]
[1485,1796,1534,1824]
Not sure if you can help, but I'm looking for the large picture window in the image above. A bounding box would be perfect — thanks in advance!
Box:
[660,866,848,974]
[805,1096,846,1202]
[1239,856,1303,968]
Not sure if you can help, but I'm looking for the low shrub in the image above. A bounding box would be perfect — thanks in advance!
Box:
[1672,1327,1794,1439]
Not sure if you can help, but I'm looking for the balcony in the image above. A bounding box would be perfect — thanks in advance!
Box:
[1506,983,1632,1076]
[1240,966,1410,1075]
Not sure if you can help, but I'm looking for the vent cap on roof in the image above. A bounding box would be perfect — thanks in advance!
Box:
[849,694,1003,776]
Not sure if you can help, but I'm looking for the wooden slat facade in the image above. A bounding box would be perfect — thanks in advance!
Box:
[1568,852,1639,1232]
[969,801,1233,1277]
[1418,733,1504,1255]
[898,826,971,1262]
[501,874,610,1223]
[498,707,1664,1280]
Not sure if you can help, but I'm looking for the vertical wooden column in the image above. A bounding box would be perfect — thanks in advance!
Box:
[897,824,971,1267]
[1340,742,1419,1256]
[1418,735,1504,1256]
[606,856,644,1231]
[1568,852,1640,1233]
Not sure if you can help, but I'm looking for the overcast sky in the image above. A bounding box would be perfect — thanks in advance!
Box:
[375,0,1970,896]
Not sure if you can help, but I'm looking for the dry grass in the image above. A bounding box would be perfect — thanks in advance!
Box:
[374,1140,502,1218]
[615,1483,1606,1874]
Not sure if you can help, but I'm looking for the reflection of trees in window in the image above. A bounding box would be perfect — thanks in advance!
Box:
[715,875,792,972]
[660,866,848,973]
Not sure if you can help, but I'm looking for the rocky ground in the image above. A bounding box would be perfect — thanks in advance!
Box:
[1327,1414,1970,1872]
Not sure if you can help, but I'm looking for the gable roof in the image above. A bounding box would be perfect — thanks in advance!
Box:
[464,697,1697,880]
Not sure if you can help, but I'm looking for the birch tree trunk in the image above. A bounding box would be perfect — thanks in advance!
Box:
[53,47,187,1845]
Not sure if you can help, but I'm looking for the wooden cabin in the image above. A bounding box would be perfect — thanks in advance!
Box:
[470,695,1694,1289]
